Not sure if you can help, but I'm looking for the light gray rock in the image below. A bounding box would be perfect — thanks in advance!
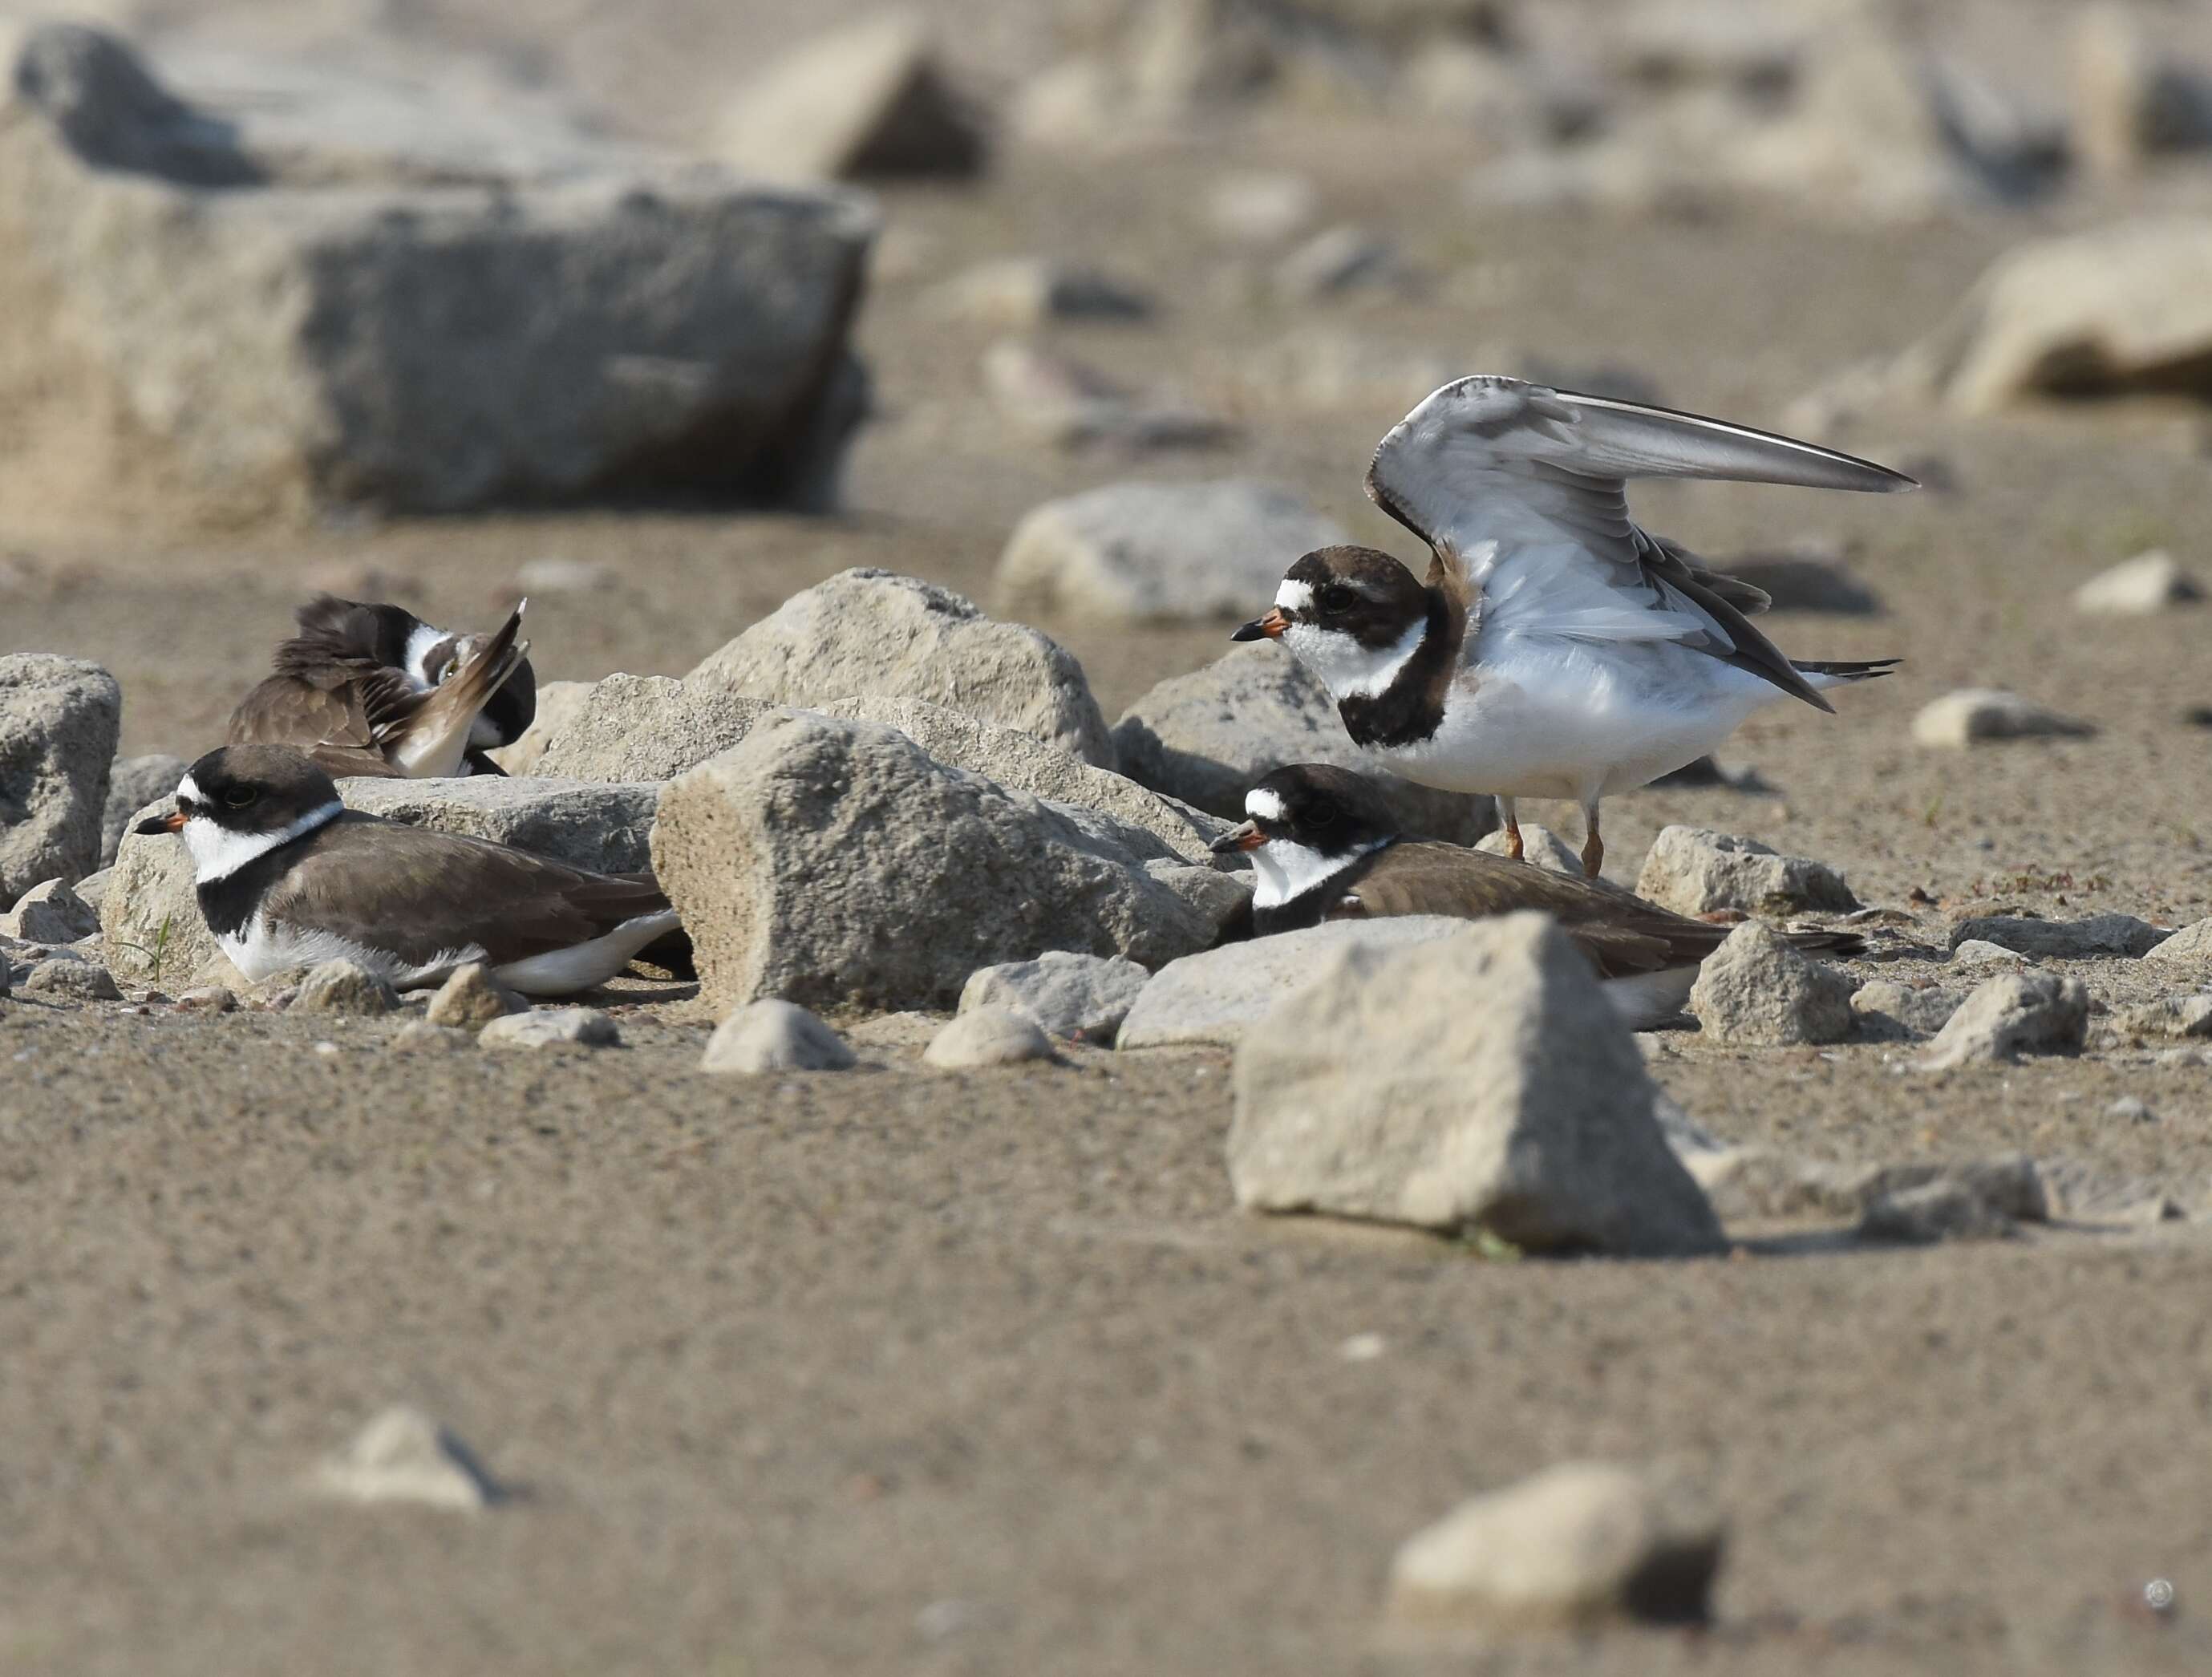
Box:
[1274,225,1404,299]
[1118,917,1469,1050]
[714,12,984,182]
[2105,1095,2157,1123]
[1204,169,1316,245]
[313,1406,507,1510]
[701,999,857,1074]
[22,956,120,1001]
[1687,922,1857,1047]
[173,985,237,1015]
[2108,995,2212,1042]
[979,337,1234,452]
[1947,913,2169,960]
[1690,1148,2046,1232]
[930,257,1152,327]
[924,1006,1055,1068]
[961,950,1150,1041]
[103,775,661,986]
[1229,914,1725,1255]
[1634,826,1858,917]
[1144,859,1254,942]
[292,958,399,1017]
[689,569,1115,768]
[1898,219,2212,412]
[533,679,1226,861]
[392,1020,472,1051]
[1919,974,2090,1069]
[2142,917,2212,970]
[424,963,526,1031]
[69,867,111,913]
[1849,980,1967,1042]
[1387,1462,1723,1630]
[2074,549,2202,616]
[651,712,1212,1015]
[2072,7,2212,176]
[479,1007,620,1050]
[0,654,120,905]
[1474,823,1583,875]
[1112,640,1493,842]
[99,753,186,867]
[997,480,1345,624]
[0,877,97,944]
[1953,938,2028,967]
[1910,688,2096,747]
[2,25,874,516]
[484,679,594,775]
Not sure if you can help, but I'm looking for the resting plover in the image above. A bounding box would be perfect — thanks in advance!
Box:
[228,595,536,779]
[136,745,680,995]
[1236,375,1910,877]
[1211,764,1861,1028]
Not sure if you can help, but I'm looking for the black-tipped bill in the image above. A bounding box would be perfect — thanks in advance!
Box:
[1208,820,1267,855]
[1232,606,1291,643]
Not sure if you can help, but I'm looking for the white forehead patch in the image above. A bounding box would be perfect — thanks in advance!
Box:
[1274,580,1314,614]
[1245,788,1288,823]
[402,621,453,691]
[176,772,204,806]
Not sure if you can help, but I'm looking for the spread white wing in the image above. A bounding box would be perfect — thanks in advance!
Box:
[1364,376,1914,704]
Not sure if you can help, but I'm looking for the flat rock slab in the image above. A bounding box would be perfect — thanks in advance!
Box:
[1947,913,2171,960]
[1117,918,1472,1051]
[2,25,874,517]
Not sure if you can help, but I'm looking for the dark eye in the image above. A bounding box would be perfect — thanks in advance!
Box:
[1318,584,1355,615]
[223,786,257,808]
[1307,800,1338,828]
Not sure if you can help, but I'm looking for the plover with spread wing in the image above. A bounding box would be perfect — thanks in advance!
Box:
[1235,375,1912,877]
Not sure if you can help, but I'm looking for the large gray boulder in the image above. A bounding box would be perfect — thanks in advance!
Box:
[99,752,187,868]
[1898,218,2212,412]
[996,480,1345,623]
[1112,641,1493,841]
[688,570,1116,768]
[530,675,1223,861]
[1117,917,1469,1051]
[0,653,120,905]
[1228,914,1724,1255]
[650,711,1213,1014]
[102,774,661,986]
[0,24,875,517]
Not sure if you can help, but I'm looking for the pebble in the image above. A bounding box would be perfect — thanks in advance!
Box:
[392,1020,473,1051]
[923,1007,1055,1069]
[2105,1096,2157,1123]
[1473,823,1582,875]
[424,963,526,1031]
[21,957,120,1001]
[1911,689,2097,747]
[2143,917,2212,969]
[1952,939,2028,966]
[293,958,399,1017]
[1386,1461,1723,1630]
[479,1007,621,1050]
[1918,974,2089,1068]
[958,950,1150,1041]
[930,257,1153,326]
[1947,913,2169,960]
[1274,225,1405,299]
[1687,922,1858,1047]
[2072,549,2202,615]
[1849,980,1966,1041]
[0,877,97,943]
[1634,826,1856,917]
[313,1406,508,1510]
[173,985,237,1014]
[701,999,857,1074]
[1205,171,1317,245]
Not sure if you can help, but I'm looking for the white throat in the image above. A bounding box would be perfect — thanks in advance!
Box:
[181,798,345,883]
[1282,616,1427,702]
[402,621,450,691]
[1250,836,1388,909]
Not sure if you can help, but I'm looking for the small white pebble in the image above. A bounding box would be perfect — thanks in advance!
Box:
[313,1040,340,1057]
[2105,1096,2157,1123]
[1338,1332,1387,1362]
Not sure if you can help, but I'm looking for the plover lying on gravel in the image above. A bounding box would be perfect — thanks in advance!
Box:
[1211,764,1862,1029]
[1236,375,1911,877]
[228,594,536,779]
[136,745,680,994]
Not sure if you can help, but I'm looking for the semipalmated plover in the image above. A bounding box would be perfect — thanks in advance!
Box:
[136,745,679,995]
[1235,375,1911,877]
[228,595,537,779]
[1210,764,1862,1028]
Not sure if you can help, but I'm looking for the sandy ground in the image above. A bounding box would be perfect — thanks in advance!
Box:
[6,47,2212,1677]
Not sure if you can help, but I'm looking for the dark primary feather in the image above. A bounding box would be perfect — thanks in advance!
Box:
[264,816,670,967]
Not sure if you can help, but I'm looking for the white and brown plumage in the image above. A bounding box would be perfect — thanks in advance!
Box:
[227,595,535,780]
[136,745,679,995]
[1212,764,1862,1028]
[1235,375,1913,877]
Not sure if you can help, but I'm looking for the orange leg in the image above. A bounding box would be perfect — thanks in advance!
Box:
[1580,799,1603,879]
[1498,796,1523,861]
